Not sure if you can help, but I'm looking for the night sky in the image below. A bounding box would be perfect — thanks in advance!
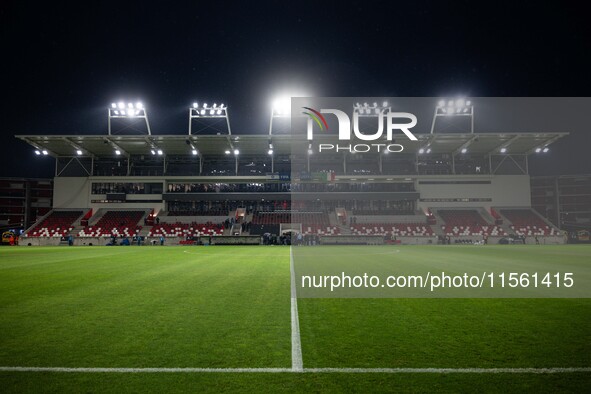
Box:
[1,1,590,178]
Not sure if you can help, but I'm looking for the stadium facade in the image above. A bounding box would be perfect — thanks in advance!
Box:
[12,99,576,246]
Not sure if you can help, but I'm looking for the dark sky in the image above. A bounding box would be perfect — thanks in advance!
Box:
[1,1,590,178]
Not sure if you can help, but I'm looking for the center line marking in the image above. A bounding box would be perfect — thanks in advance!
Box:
[0,367,589,374]
[290,246,303,371]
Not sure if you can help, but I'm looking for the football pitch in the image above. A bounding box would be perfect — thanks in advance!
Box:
[0,245,590,392]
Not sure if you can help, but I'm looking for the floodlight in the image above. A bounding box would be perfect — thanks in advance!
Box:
[76,150,83,155]
[216,109,222,115]
[111,103,117,108]
[543,147,549,153]
[118,102,125,109]
[220,103,225,108]
[121,110,126,116]
[114,110,119,115]
[535,147,542,153]
[193,102,198,108]
[213,103,217,108]
[203,103,208,108]
[432,97,474,134]
[127,103,133,109]
[500,147,507,153]
[115,150,121,155]
[200,110,205,115]
[233,149,239,155]
[461,148,467,154]
[136,102,143,109]
[42,150,48,155]
[268,149,274,155]
[272,97,291,114]
[151,149,156,155]
[383,101,388,107]
[157,149,163,155]
[34,150,41,155]
[225,150,231,155]
[307,149,313,155]
[209,109,215,115]
[373,102,378,106]
[192,149,198,155]
[426,148,431,153]
[418,148,425,154]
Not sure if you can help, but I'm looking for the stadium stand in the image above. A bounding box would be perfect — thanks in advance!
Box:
[351,223,433,237]
[78,210,144,237]
[439,209,507,236]
[13,102,570,246]
[250,211,339,236]
[167,209,228,216]
[25,210,83,237]
[148,222,223,237]
[501,208,559,236]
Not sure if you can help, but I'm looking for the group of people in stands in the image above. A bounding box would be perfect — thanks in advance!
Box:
[260,232,321,246]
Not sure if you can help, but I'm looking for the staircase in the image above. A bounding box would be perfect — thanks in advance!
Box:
[139,226,152,237]
[430,209,446,225]
[87,208,108,226]
[478,207,496,224]
[337,224,352,235]
[230,223,242,235]
[328,211,339,227]
[429,224,445,237]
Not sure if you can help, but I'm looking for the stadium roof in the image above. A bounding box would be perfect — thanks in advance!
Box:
[15,132,568,158]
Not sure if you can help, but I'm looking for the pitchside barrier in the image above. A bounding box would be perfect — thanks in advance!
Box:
[17,235,566,246]
[143,236,261,245]
[211,235,261,245]
[318,235,439,245]
[319,235,385,245]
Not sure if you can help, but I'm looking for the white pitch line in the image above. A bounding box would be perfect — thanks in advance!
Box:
[0,367,589,374]
[303,367,591,374]
[290,246,303,372]
[0,367,291,373]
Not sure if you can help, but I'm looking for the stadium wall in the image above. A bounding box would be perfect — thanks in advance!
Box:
[53,177,165,212]
[52,174,531,213]
[416,175,531,210]
[53,177,89,209]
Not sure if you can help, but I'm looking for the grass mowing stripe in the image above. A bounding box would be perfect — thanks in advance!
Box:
[0,246,292,368]
[0,366,589,374]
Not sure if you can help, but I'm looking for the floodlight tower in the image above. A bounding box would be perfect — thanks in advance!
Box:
[268,97,292,135]
[352,101,391,117]
[352,101,392,174]
[430,98,474,134]
[108,101,152,135]
[188,102,231,135]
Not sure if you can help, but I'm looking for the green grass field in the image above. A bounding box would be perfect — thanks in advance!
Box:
[0,245,590,392]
